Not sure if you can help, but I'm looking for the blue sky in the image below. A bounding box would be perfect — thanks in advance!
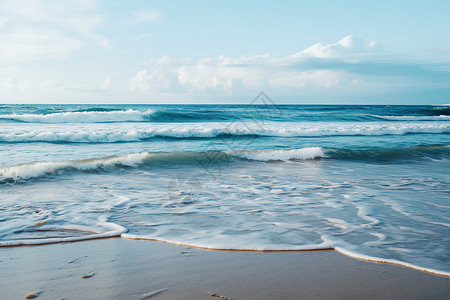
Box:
[1,0,449,104]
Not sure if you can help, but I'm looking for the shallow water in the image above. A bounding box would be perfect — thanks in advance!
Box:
[0,104,449,275]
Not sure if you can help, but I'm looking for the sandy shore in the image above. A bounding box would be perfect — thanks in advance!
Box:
[0,238,449,300]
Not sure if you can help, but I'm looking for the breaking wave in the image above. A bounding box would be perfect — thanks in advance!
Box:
[233,147,325,161]
[0,109,155,123]
[0,153,150,182]
[2,145,449,183]
[0,148,324,182]
[1,122,449,143]
[371,115,450,121]
[0,109,235,123]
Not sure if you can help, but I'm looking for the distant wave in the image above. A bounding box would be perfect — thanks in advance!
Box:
[0,122,449,143]
[0,109,155,123]
[149,110,231,122]
[370,115,450,121]
[0,109,233,123]
[2,106,450,123]
[73,107,123,112]
[2,145,449,183]
[422,106,450,115]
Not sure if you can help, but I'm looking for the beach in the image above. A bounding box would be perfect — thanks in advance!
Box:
[1,104,450,299]
[3,1,450,298]
[1,238,449,299]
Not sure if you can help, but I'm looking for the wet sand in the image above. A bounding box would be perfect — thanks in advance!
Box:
[0,238,449,299]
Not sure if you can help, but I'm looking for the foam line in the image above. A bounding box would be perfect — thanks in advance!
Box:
[1,122,449,142]
[0,222,126,247]
[121,234,450,277]
[120,233,334,252]
[1,226,449,277]
[334,247,450,278]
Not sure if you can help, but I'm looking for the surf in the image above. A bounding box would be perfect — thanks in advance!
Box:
[0,109,155,123]
[1,121,449,143]
[2,145,449,183]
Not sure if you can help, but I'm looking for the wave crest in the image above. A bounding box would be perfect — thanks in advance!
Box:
[0,153,149,182]
[0,148,324,182]
[370,115,450,121]
[0,109,154,123]
[233,147,325,161]
[1,122,449,143]
[2,145,449,183]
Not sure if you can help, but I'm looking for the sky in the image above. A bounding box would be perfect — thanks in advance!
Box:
[0,0,450,104]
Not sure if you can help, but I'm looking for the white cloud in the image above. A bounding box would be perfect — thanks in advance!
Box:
[294,35,379,58]
[0,16,9,27]
[269,70,348,89]
[129,36,381,95]
[0,0,106,64]
[102,78,111,89]
[63,14,103,37]
[0,27,83,64]
[0,77,15,89]
[1,76,34,90]
[130,56,352,95]
[2,0,51,22]
[0,75,120,94]
[134,10,160,22]
[99,38,112,49]
[6,34,439,102]
[39,80,61,91]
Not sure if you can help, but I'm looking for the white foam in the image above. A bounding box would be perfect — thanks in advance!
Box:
[0,109,154,123]
[121,233,333,251]
[0,147,328,182]
[429,221,450,228]
[0,153,149,181]
[355,205,380,226]
[371,115,450,121]
[0,161,66,180]
[1,122,449,142]
[121,232,450,276]
[0,221,126,247]
[334,246,450,277]
[234,147,325,161]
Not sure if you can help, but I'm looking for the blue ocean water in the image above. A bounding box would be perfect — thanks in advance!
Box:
[0,103,449,275]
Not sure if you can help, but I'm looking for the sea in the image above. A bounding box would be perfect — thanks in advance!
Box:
[0,99,449,276]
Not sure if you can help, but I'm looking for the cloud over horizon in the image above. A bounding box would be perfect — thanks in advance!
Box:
[2,34,450,104]
[128,35,450,99]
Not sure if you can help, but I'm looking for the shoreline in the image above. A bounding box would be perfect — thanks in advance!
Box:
[122,235,450,278]
[2,234,449,278]
[1,238,449,299]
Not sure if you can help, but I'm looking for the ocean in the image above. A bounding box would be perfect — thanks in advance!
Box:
[0,101,449,276]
